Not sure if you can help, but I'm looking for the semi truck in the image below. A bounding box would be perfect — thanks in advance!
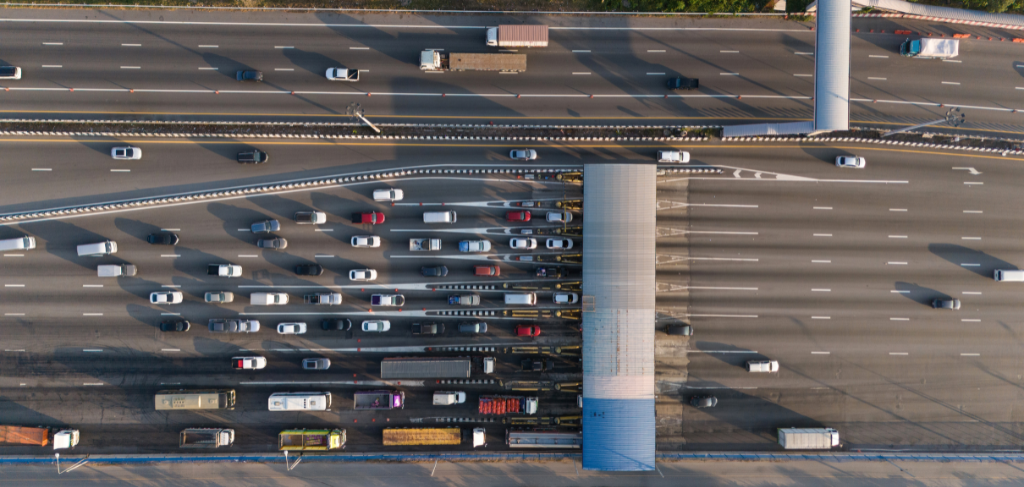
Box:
[278,429,346,450]
[486,25,548,48]
[420,50,527,73]
[409,238,442,251]
[354,390,405,410]
[381,357,472,379]
[479,396,538,415]
[180,428,234,448]
[900,38,958,59]
[382,427,481,446]
[777,427,840,450]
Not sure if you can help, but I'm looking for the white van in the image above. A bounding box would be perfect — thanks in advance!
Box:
[0,237,35,251]
[746,360,780,373]
[250,292,289,305]
[423,211,457,224]
[432,391,467,406]
[994,270,1024,282]
[505,292,537,306]
[77,241,117,257]
[268,392,331,411]
[98,264,137,277]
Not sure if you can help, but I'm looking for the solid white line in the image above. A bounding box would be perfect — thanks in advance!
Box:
[811,260,831,263]
[962,237,981,240]
[82,284,103,288]
[720,50,739,53]
[813,206,832,210]
[686,314,758,318]
[962,291,981,295]
[237,254,258,258]
[572,50,591,53]
[960,353,980,356]
[794,74,813,77]
[889,352,908,355]
[110,169,130,173]
[942,81,960,85]
[687,286,758,291]
[889,208,907,212]
[963,210,983,214]
[83,313,103,316]
[41,65,62,68]
[198,67,219,70]
[274,68,294,71]
[811,288,831,292]
[943,59,962,63]
[647,49,665,53]
[275,46,294,49]
[684,257,759,262]
[5,349,25,352]
[811,351,830,354]
[31,168,52,171]
[811,316,830,320]
[83,349,102,352]
[868,77,887,80]
[890,317,909,321]
[349,47,369,50]
[161,254,180,258]
[889,235,907,239]
[962,319,981,322]
[961,263,980,267]
[314,228,333,232]
[83,383,104,386]
[964,182,983,185]
[161,228,180,231]
[686,231,757,235]
[887,262,907,265]
[160,312,180,316]
[4,313,24,316]
[162,348,181,352]
[720,72,739,75]
[647,72,665,75]
[314,254,335,258]
[891,290,910,294]
[120,66,141,69]
[198,45,219,48]
[813,234,832,237]
[4,284,24,287]
[122,43,141,46]
[42,42,63,45]
[795,52,813,55]
[572,72,591,75]
[869,55,889,58]
[3,254,24,257]
[161,284,181,288]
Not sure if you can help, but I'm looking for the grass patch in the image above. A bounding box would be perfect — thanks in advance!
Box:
[907,0,1024,13]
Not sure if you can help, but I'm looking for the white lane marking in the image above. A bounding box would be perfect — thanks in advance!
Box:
[942,81,960,85]
[5,349,25,352]
[120,66,141,69]
[161,254,180,258]
[869,55,889,58]
[83,313,103,316]
[315,254,335,258]
[686,286,758,291]
[953,167,982,175]
[647,72,666,75]
[887,262,907,265]
[162,348,181,352]
[275,46,294,49]
[160,312,180,316]
[274,68,294,71]
[161,228,180,231]
[161,284,181,288]
[314,228,333,232]
[3,254,24,257]
[964,182,983,185]
[720,50,739,53]
[963,210,983,214]
[572,50,590,53]
[795,52,813,55]
[670,203,759,208]
[960,263,980,267]
[572,72,591,75]
[943,59,962,63]
[647,49,665,53]
[686,314,758,318]
[962,319,981,322]
[891,290,910,294]
[960,353,980,356]
[812,351,830,354]
[83,383,104,386]
[811,260,831,263]
[4,313,24,316]
[682,257,759,262]
[349,46,370,50]
[813,206,832,210]
[122,43,141,46]
[198,67,218,70]
[685,231,757,235]
[83,349,103,352]
[811,316,830,320]
[962,237,981,240]
[110,169,130,173]
[890,317,909,321]
[889,208,907,212]
[198,45,218,48]
[3,284,24,288]
[889,235,907,239]
[42,42,63,45]
[962,291,981,295]
[41,65,62,68]
[82,284,103,288]
[811,288,831,292]
[237,254,258,258]
[889,352,908,355]
[720,72,739,75]
[868,77,887,80]
[813,233,832,237]
[794,74,813,77]
[31,168,52,171]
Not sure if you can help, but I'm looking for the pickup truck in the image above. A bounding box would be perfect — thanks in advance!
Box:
[412,322,444,335]
[371,294,405,307]
[326,67,359,81]
[208,264,242,277]
[448,294,480,306]
[304,293,342,305]
[352,212,385,225]
[667,76,699,90]
[409,238,442,251]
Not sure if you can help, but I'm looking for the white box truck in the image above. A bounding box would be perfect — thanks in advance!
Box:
[994,270,1024,282]
[777,428,840,450]
[486,25,548,48]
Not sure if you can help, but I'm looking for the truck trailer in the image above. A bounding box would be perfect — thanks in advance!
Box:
[486,25,549,48]
[180,428,234,448]
[420,50,527,72]
[0,425,49,447]
[381,357,472,379]
[900,38,958,59]
[353,390,405,410]
[777,427,840,450]
[278,429,346,450]
[479,396,539,415]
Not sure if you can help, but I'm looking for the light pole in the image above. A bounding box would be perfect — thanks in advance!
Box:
[55,453,89,474]
[347,102,381,134]
[882,107,965,137]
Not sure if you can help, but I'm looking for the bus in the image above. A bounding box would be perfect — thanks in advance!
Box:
[155,389,236,411]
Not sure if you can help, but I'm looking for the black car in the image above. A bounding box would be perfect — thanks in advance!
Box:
[521,358,554,372]
[322,318,353,331]
[421,266,449,277]
[690,395,718,408]
[236,70,263,82]
[147,232,179,245]
[295,264,324,276]
[667,324,693,336]
[237,149,269,164]
[159,320,190,332]
[667,76,699,90]
[412,322,444,336]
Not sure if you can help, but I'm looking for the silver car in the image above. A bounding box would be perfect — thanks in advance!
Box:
[932,298,961,310]
[209,319,260,333]
[302,358,331,370]
[205,291,235,303]
[509,149,537,160]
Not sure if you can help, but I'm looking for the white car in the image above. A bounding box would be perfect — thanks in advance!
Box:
[510,149,538,160]
[277,322,307,335]
[657,150,690,163]
[510,238,538,250]
[835,156,866,168]
[232,356,267,370]
[349,269,378,281]
[546,238,574,250]
[554,292,579,304]
[546,211,572,223]
[150,291,183,304]
[362,320,391,332]
[111,146,142,160]
[351,235,381,248]
[373,188,404,202]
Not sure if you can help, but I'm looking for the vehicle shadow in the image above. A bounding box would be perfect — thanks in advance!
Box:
[892,281,948,307]
[928,243,1011,279]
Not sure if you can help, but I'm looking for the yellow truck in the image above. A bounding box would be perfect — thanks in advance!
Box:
[382,427,461,446]
[278,429,345,451]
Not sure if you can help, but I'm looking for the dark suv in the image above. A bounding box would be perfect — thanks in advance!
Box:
[295,264,324,276]
[236,70,263,82]
[159,320,190,332]
[237,149,269,164]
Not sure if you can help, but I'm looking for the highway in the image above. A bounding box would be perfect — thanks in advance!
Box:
[0,9,1020,134]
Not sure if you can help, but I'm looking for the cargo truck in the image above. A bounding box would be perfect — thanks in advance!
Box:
[479,396,538,415]
[900,38,958,59]
[486,25,549,48]
[381,357,472,379]
[382,427,462,446]
[420,50,527,73]
[354,390,405,410]
[777,427,840,450]
[409,238,442,251]
[180,428,234,448]
[0,425,50,447]
[278,429,346,450]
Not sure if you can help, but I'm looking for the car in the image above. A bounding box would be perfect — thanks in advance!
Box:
[295,264,324,276]
[371,294,405,307]
[553,292,579,305]
[933,298,961,310]
[352,212,385,225]
[458,322,488,334]
[448,294,480,306]
[232,356,267,370]
[326,67,359,81]
[250,220,280,234]
[546,211,572,223]
[209,319,260,333]
[421,266,449,277]
[351,235,381,248]
[204,291,235,303]
[521,358,554,372]
[506,210,531,222]
[835,155,866,168]
[690,395,718,408]
[412,322,444,336]
[667,324,693,336]
[666,76,699,90]
[294,211,326,224]
[0,66,22,80]
[349,269,377,281]
[535,267,563,278]
[302,358,331,370]
[515,324,541,337]
[111,146,142,160]
[257,237,288,250]
[510,238,537,250]
[237,149,269,164]
[510,149,537,161]
[656,150,690,163]
[475,265,500,277]
[150,291,183,304]
[277,322,307,334]
[208,264,242,277]
[147,232,179,245]
[373,188,404,202]
[546,238,574,250]
[304,293,342,305]
[236,70,263,82]
[159,320,190,332]
[362,320,391,332]
[322,318,353,331]
[459,240,492,253]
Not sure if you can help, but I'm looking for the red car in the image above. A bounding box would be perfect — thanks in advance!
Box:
[506,210,531,222]
[352,211,385,225]
[515,324,541,337]
[475,265,500,276]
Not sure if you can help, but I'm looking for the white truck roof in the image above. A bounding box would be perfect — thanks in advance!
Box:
[919,38,958,58]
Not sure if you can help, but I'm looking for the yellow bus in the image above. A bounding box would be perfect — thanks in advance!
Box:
[155,389,236,411]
